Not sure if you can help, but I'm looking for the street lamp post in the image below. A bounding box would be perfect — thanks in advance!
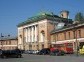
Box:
[74,24,79,56]
[1,39,3,50]
[75,29,78,56]
[1,33,4,50]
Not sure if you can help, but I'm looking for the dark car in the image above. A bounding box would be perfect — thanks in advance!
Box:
[37,48,50,55]
[0,49,2,57]
[0,49,22,58]
[50,49,65,56]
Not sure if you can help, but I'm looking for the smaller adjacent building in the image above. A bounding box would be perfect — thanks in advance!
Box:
[51,22,84,52]
[0,36,18,50]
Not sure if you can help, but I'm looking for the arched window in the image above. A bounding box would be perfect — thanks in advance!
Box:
[40,31,45,42]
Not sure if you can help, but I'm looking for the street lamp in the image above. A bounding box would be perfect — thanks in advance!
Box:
[74,24,79,56]
[75,29,78,56]
[1,33,4,50]
[1,39,3,50]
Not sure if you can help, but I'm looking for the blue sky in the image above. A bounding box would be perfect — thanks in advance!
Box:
[0,0,84,36]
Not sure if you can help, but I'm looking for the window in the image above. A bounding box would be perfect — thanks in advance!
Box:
[33,45,35,47]
[0,41,1,45]
[1,42,2,45]
[2,41,4,45]
[64,32,66,40]
[78,30,81,38]
[42,44,44,49]
[68,32,70,39]
[7,41,10,45]
[33,26,35,30]
[73,31,75,39]
[53,34,56,42]
[6,41,7,45]
[37,45,38,47]
[51,35,54,42]
[29,44,32,48]
[67,43,73,48]
[40,31,45,42]
[37,45,39,50]
[9,40,11,45]
[56,34,58,41]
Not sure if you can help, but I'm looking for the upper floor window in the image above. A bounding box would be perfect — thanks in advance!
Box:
[6,41,7,45]
[68,32,70,39]
[9,40,11,45]
[1,42,2,45]
[64,32,66,40]
[78,30,81,38]
[40,31,45,42]
[0,41,1,45]
[73,31,75,39]
[53,34,56,42]
[56,34,58,41]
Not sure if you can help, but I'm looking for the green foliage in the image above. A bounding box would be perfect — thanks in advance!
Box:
[75,12,84,22]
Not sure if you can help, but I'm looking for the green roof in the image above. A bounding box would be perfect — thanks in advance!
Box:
[17,13,72,27]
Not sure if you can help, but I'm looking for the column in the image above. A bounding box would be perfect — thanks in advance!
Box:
[28,27,30,42]
[23,28,26,42]
[23,28,24,50]
[35,25,37,42]
[26,28,28,42]
[32,26,34,42]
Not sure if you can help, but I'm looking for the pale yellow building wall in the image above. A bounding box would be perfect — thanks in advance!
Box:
[18,19,55,50]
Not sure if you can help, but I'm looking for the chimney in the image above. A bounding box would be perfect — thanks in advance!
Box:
[60,10,69,19]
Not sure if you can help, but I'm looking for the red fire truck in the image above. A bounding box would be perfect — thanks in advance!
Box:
[51,43,73,54]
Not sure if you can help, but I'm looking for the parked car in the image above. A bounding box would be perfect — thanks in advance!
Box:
[32,50,39,54]
[50,49,65,56]
[24,50,39,54]
[0,49,22,58]
[37,48,50,55]
[0,49,2,57]
[24,50,30,54]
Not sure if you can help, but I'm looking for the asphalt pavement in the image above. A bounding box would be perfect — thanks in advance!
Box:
[0,54,84,62]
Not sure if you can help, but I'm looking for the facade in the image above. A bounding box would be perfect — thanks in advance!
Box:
[0,37,18,50]
[51,23,84,52]
[17,11,72,50]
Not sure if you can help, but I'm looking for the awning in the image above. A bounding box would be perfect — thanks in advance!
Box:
[51,41,73,44]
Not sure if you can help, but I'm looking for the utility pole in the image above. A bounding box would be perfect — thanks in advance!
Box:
[76,30,79,56]
[1,33,4,50]
[74,24,79,56]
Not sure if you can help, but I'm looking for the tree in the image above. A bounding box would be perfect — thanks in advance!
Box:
[74,12,84,22]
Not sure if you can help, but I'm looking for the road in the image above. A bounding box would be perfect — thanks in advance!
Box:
[0,54,84,62]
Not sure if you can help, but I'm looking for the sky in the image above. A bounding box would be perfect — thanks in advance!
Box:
[0,0,84,37]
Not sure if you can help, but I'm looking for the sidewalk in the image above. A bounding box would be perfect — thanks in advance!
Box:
[66,53,84,57]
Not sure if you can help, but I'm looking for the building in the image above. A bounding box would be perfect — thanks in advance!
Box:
[17,11,72,50]
[51,22,84,52]
[0,36,18,50]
